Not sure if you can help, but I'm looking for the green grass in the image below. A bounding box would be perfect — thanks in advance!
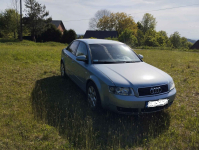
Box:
[0,40,199,149]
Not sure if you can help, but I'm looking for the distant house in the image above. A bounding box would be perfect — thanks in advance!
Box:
[190,40,199,49]
[83,30,118,39]
[51,20,66,34]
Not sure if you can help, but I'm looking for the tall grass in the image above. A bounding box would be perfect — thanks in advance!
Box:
[0,41,198,149]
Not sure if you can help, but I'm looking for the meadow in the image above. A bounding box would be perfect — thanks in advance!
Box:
[0,40,198,149]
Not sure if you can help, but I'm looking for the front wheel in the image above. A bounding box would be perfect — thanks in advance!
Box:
[87,82,101,110]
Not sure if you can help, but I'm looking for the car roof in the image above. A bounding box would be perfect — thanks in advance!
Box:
[76,39,123,45]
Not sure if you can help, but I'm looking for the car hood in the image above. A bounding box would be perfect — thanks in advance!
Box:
[93,62,172,87]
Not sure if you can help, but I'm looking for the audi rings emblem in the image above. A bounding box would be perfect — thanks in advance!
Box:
[150,87,162,94]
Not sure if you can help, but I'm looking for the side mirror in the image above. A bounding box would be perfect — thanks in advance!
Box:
[76,55,87,61]
[138,54,143,59]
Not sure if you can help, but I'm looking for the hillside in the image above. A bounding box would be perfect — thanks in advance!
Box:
[187,38,196,44]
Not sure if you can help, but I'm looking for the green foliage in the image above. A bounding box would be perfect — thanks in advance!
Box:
[0,9,19,38]
[118,29,138,47]
[24,0,52,41]
[141,13,157,33]
[180,37,193,49]
[169,31,181,48]
[186,42,193,49]
[89,37,97,39]
[144,35,159,47]
[137,21,143,30]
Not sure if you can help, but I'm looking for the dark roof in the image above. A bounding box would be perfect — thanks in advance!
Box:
[190,40,199,49]
[51,20,66,30]
[83,30,118,39]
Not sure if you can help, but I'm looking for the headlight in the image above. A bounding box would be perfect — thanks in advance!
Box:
[109,86,134,96]
[169,80,175,91]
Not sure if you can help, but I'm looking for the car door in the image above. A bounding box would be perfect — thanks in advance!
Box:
[71,41,89,91]
[63,41,79,80]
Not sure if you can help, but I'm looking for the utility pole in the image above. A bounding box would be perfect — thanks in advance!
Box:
[20,0,22,41]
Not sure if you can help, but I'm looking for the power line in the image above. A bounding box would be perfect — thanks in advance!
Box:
[63,19,90,22]
[133,3,199,14]
[62,3,199,23]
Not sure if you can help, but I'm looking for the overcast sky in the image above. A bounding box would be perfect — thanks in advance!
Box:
[1,0,199,40]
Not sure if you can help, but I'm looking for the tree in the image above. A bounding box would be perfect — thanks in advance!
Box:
[24,0,51,41]
[141,13,157,34]
[158,30,168,38]
[118,29,138,47]
[97,12,138,35]
[169,31,181,48]
[89,9,111,30]
[0,9,19,38]
[97,15,114,31]
[156,34,166,46]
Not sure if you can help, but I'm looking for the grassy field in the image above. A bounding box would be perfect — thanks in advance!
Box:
[0,40,199,149]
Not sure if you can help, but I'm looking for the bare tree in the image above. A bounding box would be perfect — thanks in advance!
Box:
[89,9,111,30]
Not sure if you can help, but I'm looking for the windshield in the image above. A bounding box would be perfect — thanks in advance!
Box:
[89,44,141,63]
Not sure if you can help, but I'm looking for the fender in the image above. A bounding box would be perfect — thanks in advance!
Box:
[88,75,108,108]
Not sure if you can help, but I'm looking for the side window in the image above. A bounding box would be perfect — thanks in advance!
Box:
[68,41,79,55]
[76,42,88,57]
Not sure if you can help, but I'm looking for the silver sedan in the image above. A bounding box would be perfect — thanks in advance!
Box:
[60,39,176,114]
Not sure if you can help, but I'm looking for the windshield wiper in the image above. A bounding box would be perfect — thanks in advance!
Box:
[93,61,126,64]
[125,61,140,63]
[93,61,140,64]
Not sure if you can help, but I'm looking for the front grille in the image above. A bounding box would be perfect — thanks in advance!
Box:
[138,84,168,97]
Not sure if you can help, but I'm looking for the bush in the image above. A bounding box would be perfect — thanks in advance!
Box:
[62,29,77,44]
[105,37,118,41]
[39,24,62,42]
[144,36,159,47]
[89,37,97,39]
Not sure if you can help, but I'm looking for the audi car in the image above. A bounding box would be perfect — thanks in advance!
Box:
[60,39,176,114]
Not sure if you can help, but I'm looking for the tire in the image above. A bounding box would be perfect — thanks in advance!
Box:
[60,62,66,78]
[87,82,101,110]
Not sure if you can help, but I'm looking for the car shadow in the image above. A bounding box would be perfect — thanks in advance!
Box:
[31,76,170,149]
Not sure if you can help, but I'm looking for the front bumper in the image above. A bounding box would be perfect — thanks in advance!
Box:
[107,88,176,114]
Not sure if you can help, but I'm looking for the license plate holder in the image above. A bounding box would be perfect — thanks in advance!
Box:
[146,99,168,108]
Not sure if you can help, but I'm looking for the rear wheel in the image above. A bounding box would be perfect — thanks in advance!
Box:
[60,62,66,78]
[87,82,101,110]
